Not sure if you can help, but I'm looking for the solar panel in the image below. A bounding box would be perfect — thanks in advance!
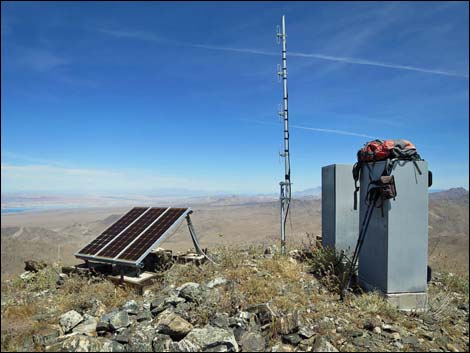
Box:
[77,207,148,256]
[75,207,191,266]
[117,208,188,262]
[97,208,166,259]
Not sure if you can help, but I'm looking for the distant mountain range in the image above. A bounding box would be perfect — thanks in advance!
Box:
[293,187,322,197]
[2,187,467,213]
[429,187,469,201]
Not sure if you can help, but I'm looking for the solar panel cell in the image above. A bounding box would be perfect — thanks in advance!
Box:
[117,208,188,261]
[97,208,167,258]
[77,207,148,256]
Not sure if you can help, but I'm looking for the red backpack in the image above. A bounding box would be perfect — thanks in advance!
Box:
[357,139,419,162]
[352,139,422,210]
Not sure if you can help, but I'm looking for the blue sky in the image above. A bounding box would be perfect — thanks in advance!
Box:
[1,1,468,195]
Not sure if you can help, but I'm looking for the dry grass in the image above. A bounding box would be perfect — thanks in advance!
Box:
[58,275,137,313]
[2,245,468,352]
[155,246,314,318]
[1,266,136,352]
[348,291,400,320]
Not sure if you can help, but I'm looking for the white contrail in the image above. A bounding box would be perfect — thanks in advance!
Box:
[98,28,468,79]
[241,119,377,139]
[192,44,468,79]
[290,124,377,139]
[289,52,468,78]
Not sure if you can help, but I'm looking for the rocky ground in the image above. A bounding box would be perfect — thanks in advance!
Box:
[1,247,468,352]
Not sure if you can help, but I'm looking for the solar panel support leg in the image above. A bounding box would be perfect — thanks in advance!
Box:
[186,215,218,265]
[186,215,203,255]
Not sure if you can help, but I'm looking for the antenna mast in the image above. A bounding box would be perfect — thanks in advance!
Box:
[277,15,291,255]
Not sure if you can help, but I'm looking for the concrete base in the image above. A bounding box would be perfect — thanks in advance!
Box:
[108,271,160,295]
[359,278,428,312]
[385,292,428,312]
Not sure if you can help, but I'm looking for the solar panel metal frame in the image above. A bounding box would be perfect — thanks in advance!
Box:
[75,207,192,267]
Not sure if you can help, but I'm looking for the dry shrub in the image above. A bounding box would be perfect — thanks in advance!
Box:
[1,310,48,352]
[2,303,38,321]
[439,272,469,297]
[58,274,135,312]
[306,245,350,294]
[348,291,399,320]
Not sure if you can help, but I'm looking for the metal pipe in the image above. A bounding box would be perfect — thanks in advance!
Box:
[278,15,291,255]
[281,15,290,183]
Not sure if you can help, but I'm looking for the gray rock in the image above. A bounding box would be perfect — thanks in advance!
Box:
[270,343,294,352]
[282,334,302,346]
[178,282,205,303]
[207,277,228,289]
[86,298,108,317]
[152,333,173,352]
[298,336,316,351]
[382,324,399,333]
[170,339,199,352]
[136,309,153,322]
[114,332,130,344]
[237,311,251,321]
[59,310,84,334]
[233,326,246,342]
[122,300,139,315]
[393,341,404,349]
[246,303,276,325]
[172,302,195,322]
[206,345,230,352]
[275,312,299,335]
[312,337,338,352]
[127,323,156,352]
[298,326,315,339]
[347,329,363,338]
[150,295,183,316]
[151,297,169,316]
[45,335,124,352]
[165,295,186,306]
[229,316,248,330]
[177,325,239,352]
[56,273,67,286]
[156,310,193,340]
[32,327,61,347]
[96,320,110,333]
[239,332,265,352]
[102,340,126,352]
[363,318,382,331]
[211,313,230,328]
[352,336,369,348]
[73,314,98,336]
[20,271,35,281]
[402,336,419,346]
[109,311,130,330]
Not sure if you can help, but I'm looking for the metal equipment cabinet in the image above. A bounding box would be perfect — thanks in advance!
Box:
[322,164,359,256]
[358,160,429,311]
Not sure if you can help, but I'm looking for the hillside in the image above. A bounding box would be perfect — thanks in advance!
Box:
[1,246,468,352]
[1,190,468,276]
